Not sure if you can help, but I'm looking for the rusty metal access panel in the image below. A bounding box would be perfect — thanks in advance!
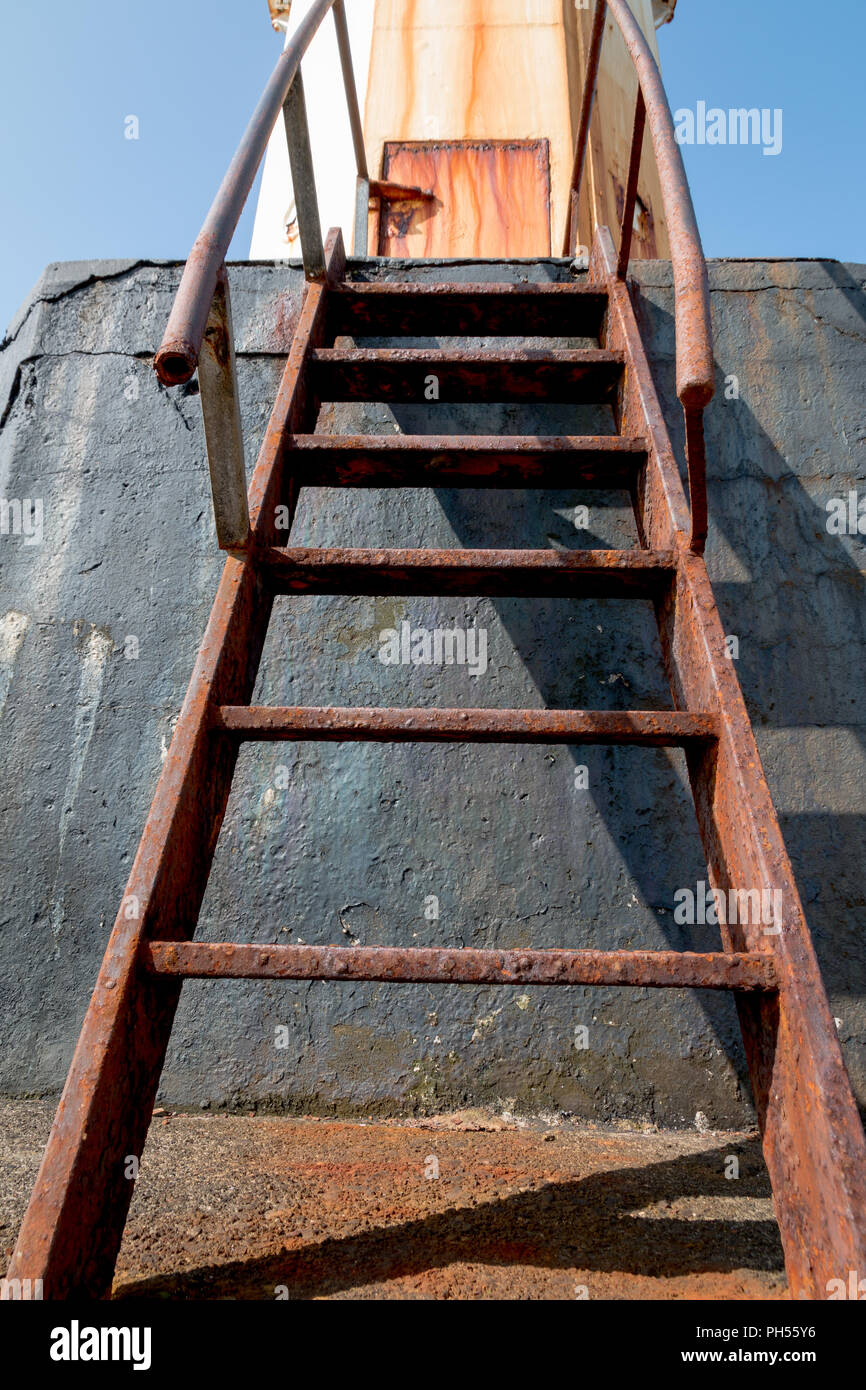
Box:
[376,139,551,258]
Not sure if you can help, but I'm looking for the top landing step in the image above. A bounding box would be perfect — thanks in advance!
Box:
[326,281,607,339]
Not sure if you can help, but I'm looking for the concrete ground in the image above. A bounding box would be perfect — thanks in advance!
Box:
[0,1100,787,1300]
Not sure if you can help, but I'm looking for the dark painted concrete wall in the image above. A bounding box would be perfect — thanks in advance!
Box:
[1,255,863,1127]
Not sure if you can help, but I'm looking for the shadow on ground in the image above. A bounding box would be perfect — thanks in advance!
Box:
[114,1132,784,1300]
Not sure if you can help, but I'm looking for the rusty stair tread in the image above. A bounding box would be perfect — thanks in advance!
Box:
[292,433,644,449]
[312,347,622,361]
[287,433,646,486]
[308,346,624,403]
[143,943,777,992]
[327,281,608,337]
[263,545,675,596]
[336,281,603,294]
[212,706,717,745]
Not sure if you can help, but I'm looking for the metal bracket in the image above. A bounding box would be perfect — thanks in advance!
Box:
[198,266,251,550]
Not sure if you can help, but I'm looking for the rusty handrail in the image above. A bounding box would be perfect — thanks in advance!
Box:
[564,0,713,410]
[155,0,344,387]
[152,0,367,553]
[564,0,713,551]
[155,0,712,554]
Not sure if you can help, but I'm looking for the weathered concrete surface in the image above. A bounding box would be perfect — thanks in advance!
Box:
[0,1100,786,1300]
[0,255,864,1128]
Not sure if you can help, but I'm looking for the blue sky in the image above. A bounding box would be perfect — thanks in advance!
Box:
[1,0,864,332]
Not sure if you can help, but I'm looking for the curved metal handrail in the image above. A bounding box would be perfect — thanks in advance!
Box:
[154,0,712,553]
[154,0,353,387]
[565,0,714,411]
[565,1,713,550]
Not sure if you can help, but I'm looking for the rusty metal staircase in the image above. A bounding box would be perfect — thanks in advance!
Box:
[7,0,865,1300]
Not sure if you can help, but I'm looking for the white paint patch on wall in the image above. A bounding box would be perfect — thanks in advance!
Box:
[49,624,115,939]
[250,0,376,260]
[0,611,30,722]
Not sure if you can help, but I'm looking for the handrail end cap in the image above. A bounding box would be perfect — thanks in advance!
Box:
[154,339,198,386]
[678,378,715,411]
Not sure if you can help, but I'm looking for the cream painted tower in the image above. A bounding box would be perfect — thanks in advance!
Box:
[251,0,676,260]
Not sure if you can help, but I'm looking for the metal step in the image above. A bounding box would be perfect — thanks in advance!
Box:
[287,433,646,487]
[264,546,675,597]
[212,706,717,745]
[326,281,608,338]
[308,347,624,403]
[145,942,777,991]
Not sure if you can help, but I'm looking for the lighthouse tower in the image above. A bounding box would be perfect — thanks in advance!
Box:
[251,0,675,261]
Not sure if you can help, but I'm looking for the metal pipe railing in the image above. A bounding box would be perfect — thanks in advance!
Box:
[332,0,372,261]
[155,0,345,388]
[564,0,714,551]
[155,0,712,553]
[153,0,367,550]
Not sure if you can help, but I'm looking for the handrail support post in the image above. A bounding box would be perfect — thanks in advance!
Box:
[683,404,708,554]
[198,266,251,551]
[283,68,326,281]
[616,86,646,279]
[354,175,370,257]
[563,0,608,256]
[332,0,370,257]
[333,1,368,175]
